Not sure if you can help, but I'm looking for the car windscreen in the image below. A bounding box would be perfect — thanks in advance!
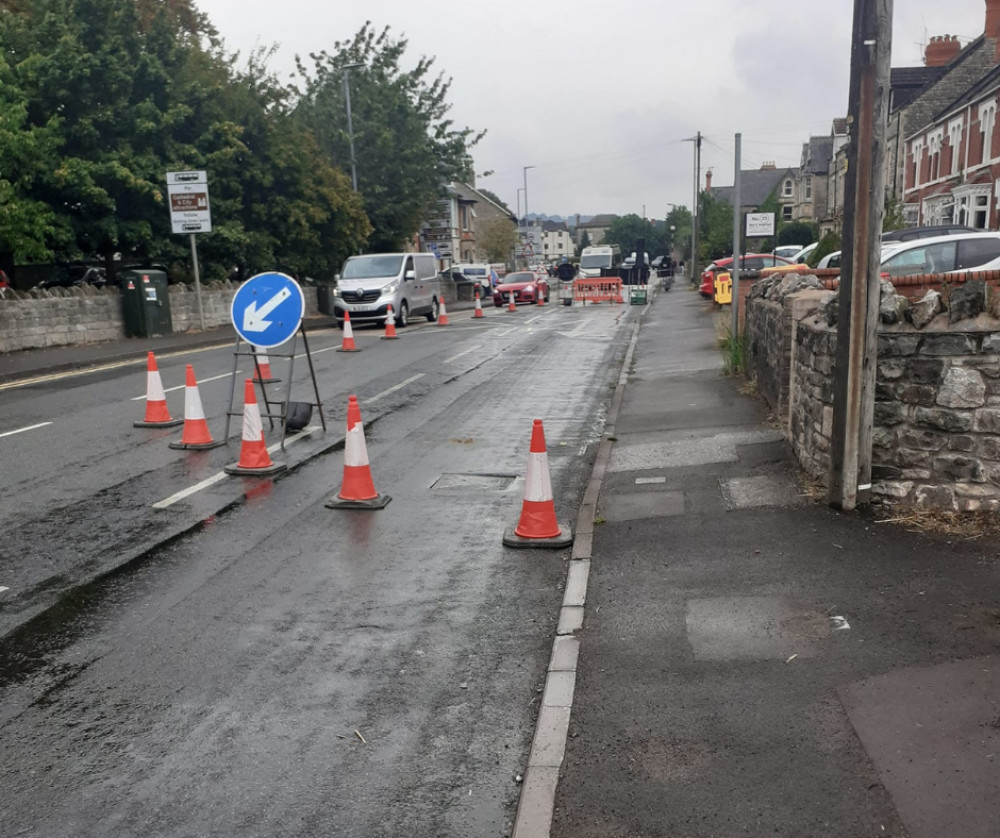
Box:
[580,255,610,269]
[501,273,534,283]
[342,255,404,279]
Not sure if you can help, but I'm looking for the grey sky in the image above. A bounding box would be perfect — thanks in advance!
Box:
[197,0,988,218]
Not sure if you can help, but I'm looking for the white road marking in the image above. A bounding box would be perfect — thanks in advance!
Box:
[444,345,482,363]
[0,422,53,439]
[152,425,322,509]
[133,370,241,400]
[635,476,666,485]
[363,374,425,405]
[0,343,233,392]
[495,328,519,337]
[0,587,9,594]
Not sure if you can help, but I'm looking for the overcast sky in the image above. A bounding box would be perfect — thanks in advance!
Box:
[197,0,989,219]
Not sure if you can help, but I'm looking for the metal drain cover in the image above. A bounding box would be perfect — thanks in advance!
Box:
[432,473,517,491]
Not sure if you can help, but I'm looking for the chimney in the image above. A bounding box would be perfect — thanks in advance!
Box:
[925,34,962,66]
[760,161,775,170]
[705,169,713,191]
[989,0,1000,39]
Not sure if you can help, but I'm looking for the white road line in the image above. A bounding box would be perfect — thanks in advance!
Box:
[444,345,482,363]
[132,370,241,400]
[0,343,234,392]
[0,586,9,594]
[363,374,425,405]
[495,328,519,337]
[0,422,53,439]
[295,345,338,359]
[152,425,322,509]
[635,476,666,485]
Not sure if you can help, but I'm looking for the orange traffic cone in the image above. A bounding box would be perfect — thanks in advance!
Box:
[438,297,449,325]
[382,305,399,339]
[225,379,286,475]
[536,285,546,306]
[338,310,360,352]
[325,395,391,509]
[507,291,516,312]
[134,351,183,428]
[473,289,485,318]
[503,419,573,548]
[169,365,225,449]
[251,346,280,384]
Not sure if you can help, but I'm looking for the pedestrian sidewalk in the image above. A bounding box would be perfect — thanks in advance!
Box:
[541,286,1000,837]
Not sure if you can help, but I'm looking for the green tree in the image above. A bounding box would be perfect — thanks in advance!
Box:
[698,193,734,261]
[666,205,692,261]
[883,194,907,232]
[477,217,517,264]
[776,220,818,248]
[294,23,484,251]
[602,214,670,260]
[576,229,591,256]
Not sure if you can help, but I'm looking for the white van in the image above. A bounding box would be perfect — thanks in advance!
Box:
[334,252,441,327]
[579,245,622,278]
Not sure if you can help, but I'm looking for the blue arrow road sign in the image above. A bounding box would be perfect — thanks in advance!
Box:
[231,272,305,348]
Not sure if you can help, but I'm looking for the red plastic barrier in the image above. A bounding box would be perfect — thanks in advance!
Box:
[573,278,623,304]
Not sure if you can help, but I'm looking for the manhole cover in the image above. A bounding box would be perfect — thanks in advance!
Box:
[432,473,517,491]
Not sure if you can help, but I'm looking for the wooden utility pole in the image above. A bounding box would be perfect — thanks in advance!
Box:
[828,0,893,511]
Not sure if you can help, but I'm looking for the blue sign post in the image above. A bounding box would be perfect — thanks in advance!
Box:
[231,272,305,348]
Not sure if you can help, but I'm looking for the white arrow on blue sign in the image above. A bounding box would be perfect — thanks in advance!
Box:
[230,272,305,348]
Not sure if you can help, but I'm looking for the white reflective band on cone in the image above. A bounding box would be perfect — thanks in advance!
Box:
[186,387,206,421]
[344,423,369,467]
[243,403,263,441]
[523,451,553,502]
[148,371,166,401]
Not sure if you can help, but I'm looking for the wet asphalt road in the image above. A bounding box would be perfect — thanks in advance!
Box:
[0,301,632,836]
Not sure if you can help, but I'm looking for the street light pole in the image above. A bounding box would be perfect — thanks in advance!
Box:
[523,166,535,226]
[341,63,363,191]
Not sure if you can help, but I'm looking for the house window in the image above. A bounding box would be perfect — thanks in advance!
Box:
[974,194,990,228]
[911,139,925,187]
[782,179,793,197]
[782,205,793,221]
[949,118,963,174]
[804,177,812,200]
[461,205,471,231]
[979,100,997,163]
[927,129,943,180]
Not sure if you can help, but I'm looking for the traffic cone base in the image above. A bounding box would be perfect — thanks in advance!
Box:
[169,364,226,449]
[502,522,572,549]
[326,395,389,509]
[225,379,286,475]
[135,351,183,427]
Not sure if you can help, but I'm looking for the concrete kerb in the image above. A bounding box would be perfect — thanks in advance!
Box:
[511,313,644,838]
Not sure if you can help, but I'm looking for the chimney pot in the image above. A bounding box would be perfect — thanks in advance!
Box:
[925,32,963,66]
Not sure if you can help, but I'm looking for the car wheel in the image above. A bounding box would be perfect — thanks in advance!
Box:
[397,301,409,327]
[426,297,439,322]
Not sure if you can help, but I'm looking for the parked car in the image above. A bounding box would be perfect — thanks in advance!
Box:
[699,254,792,298]
[816,250,842,269]
[773,245,805,260]
[493,270,549,307]
[38,263,108,289]
[881,224,976,244]
[793,242,818,264]
[879,231,1000,278]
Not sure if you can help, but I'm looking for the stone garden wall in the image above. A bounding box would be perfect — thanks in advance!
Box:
[748,273,1000,510]
[0,282,321,353]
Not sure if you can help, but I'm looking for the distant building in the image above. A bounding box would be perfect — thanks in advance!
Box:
[707,162,800,221]
[540,220,574,262]
[419,182,516,268]
[574,214,618,247]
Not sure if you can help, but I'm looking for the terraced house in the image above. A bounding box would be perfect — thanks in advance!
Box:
[900,0,1000,229]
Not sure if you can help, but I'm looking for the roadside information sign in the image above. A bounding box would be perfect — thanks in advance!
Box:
[166,170,212,234]
[745,212,775,237]
[231,272,305,348]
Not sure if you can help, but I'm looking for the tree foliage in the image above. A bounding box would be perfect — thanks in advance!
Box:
[698,192,734,261]
[477,217,516,264]
[0,0,370,280]
[602,214,671,261]
[293,23,484,252]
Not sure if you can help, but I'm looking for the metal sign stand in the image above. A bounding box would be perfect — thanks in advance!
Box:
[224,323,326,449]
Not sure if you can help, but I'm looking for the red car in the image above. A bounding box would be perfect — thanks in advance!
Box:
[699,253,792,298]
[493,270,549,307]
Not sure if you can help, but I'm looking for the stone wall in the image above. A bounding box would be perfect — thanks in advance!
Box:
[0,282,321,353]
[787,310,1000,511]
